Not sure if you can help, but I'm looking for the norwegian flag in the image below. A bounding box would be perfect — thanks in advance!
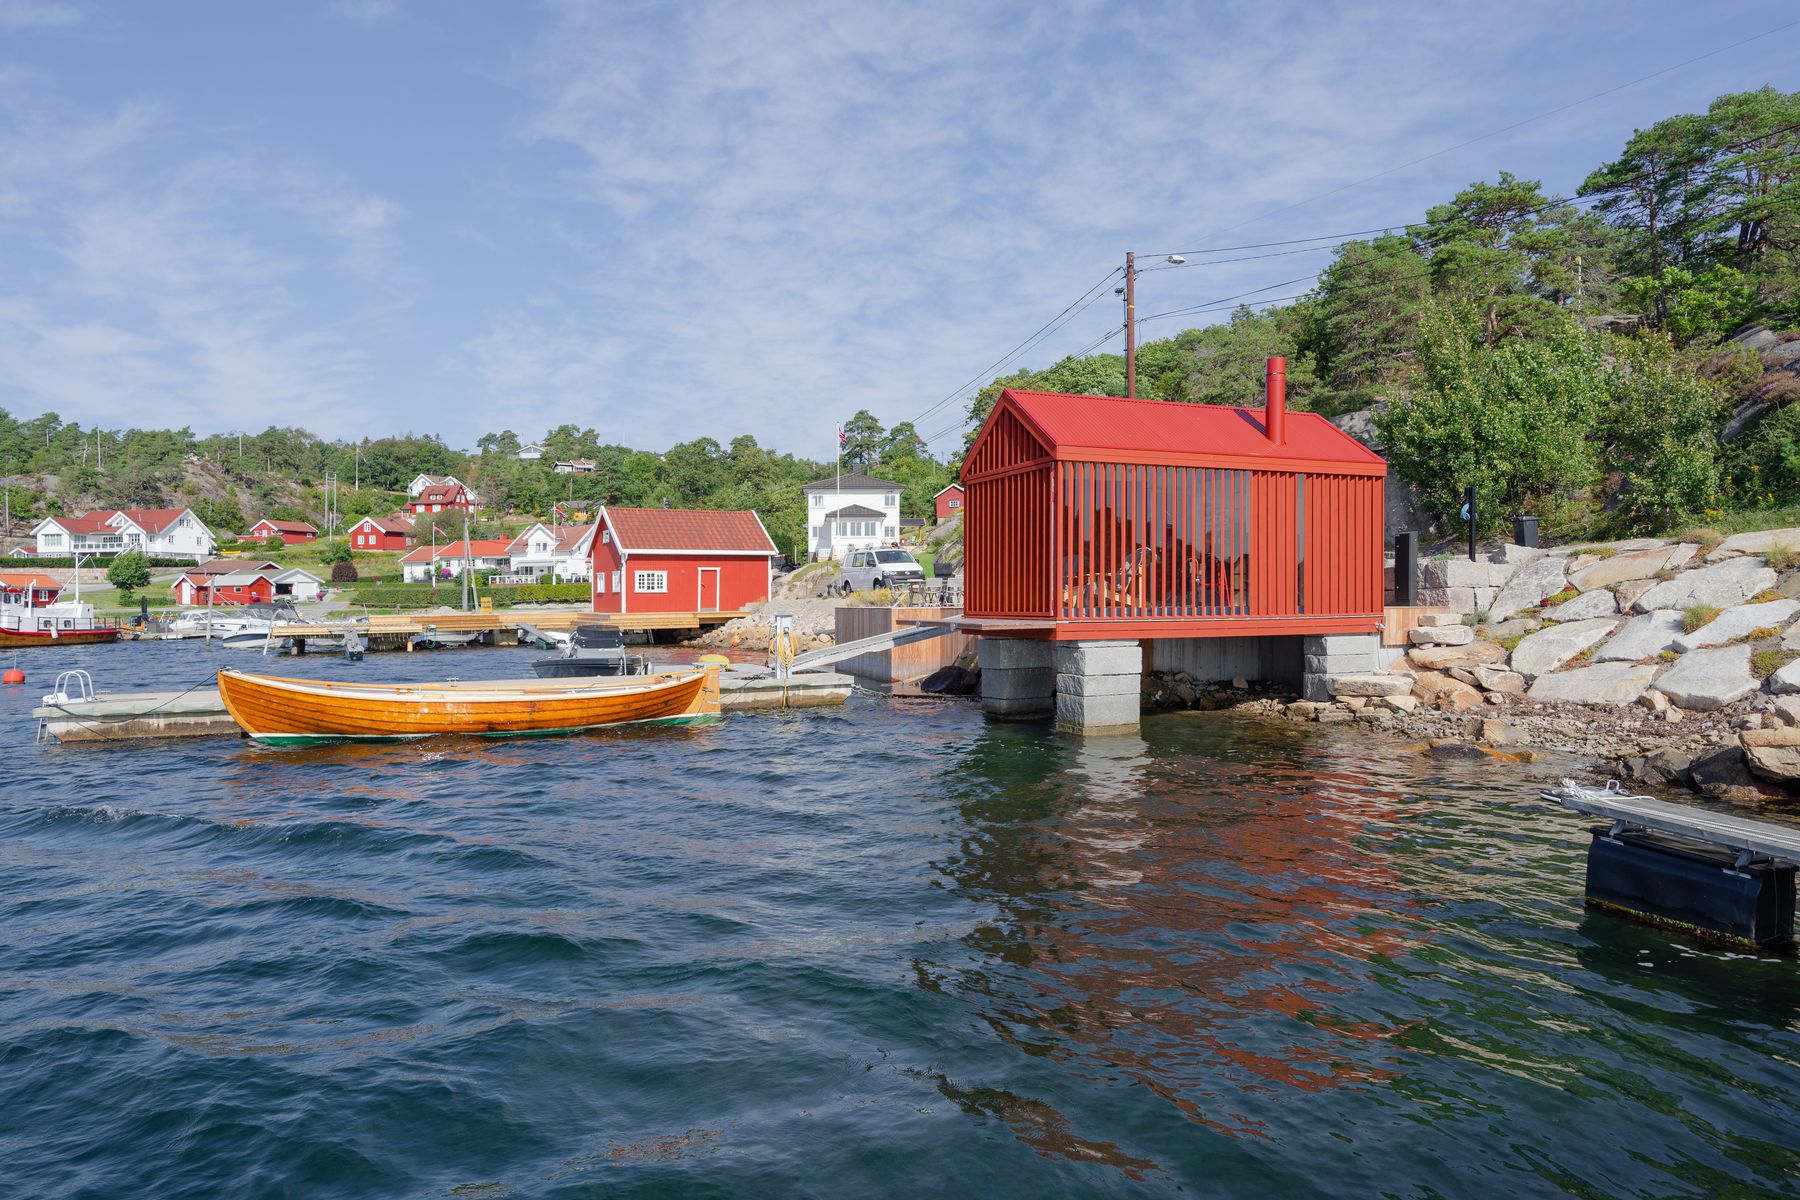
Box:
[837,424,846,446]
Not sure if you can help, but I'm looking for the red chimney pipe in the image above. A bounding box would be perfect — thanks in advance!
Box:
[1264,356,1287,445]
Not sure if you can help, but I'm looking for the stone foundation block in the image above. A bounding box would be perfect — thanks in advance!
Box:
[983,694,1054,718]
[1304,650,1377,675]
[1055,690,1140,732]
[982,667,1055,700]
[1052,640,1142,676]
[1056,672,1141,698]
[979,637,1054,672]
[1305,634,1380,657]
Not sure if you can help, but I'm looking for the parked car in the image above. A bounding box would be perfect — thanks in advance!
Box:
[838,548,925,595]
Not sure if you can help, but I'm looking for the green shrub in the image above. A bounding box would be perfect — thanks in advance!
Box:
[330,561,359,583]
[1751,648,1794,680]
[105,551,151,599]
[1681,603,1721,633]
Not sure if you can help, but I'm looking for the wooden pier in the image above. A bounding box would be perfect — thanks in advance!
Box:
[254,609,749,652]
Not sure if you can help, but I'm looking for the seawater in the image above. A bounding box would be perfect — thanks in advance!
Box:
[1,641,1797,1199]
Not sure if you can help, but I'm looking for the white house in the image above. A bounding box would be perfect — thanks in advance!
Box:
[499,523,595,583]
[398,539,513,583]
[34,508,216,560]
[803,473,903,560]
[406,474,479,505]
[517,444,546,461]
[553,459,596,475]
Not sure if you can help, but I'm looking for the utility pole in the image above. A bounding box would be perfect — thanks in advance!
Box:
[460,509,472,612]
[1123,250,1137,399]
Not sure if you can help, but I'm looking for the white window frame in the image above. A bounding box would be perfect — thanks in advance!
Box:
[43,532,62,547]
[634,570,666,593]
[812,494,822,506]
[612,570,622,592]
[594,573,606,594]
[885,494,896,506]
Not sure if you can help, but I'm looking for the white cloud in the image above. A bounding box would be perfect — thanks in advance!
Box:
[0,80,407,434]
[0,0,86,31]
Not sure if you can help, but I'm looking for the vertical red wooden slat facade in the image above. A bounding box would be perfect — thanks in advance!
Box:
[962,374,1386,640]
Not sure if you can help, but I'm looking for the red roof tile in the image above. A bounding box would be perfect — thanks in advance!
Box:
[414,484,468,505]
[251,519,318,535]
[604,507,776,554]
[351,516,413,535]
[994,390,1385,469]
[399,539,513,564]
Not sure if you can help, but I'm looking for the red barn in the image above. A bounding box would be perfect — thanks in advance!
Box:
[408,483,474,515]
[245,518,319,544]
[346,516,415,551]
[592,507,777,615]
[933,483,965,521]
[962,359,1386,640]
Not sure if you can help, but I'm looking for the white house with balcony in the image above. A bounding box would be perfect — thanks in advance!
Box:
[493,523,596,583]
[803,473,903,561]
[33,508,216,559]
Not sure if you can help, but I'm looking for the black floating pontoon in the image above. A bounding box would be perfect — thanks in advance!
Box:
[1543,779,1799,949]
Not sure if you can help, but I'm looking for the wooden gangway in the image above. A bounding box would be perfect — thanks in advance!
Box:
[266,609,747,641]
[1542,780,1800,866]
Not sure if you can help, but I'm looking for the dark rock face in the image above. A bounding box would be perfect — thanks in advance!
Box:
[1685,746,1787,805]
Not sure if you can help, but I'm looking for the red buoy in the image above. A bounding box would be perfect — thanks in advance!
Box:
[1,669,24,685]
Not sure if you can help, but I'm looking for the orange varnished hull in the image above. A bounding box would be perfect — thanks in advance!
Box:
[216,668,719,744]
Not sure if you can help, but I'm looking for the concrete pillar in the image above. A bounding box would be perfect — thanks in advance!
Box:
[1301,633,1381,701]
[979,637,1054,718]
[1054,639,1142,735]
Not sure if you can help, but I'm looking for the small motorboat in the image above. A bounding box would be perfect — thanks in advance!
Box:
[216,666,721,745]
[531,625,646,678]
[411,628,481,650]
[343,631,365,662]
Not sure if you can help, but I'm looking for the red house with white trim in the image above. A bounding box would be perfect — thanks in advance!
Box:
[933,483,965,521]
[592,507,777,615]
[408,482,475,515]
[245,518,319,544]
[346,516,415,551]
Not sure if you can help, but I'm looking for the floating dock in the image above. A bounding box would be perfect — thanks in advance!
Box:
[1544,780,1800,949]
[33,664,852,743]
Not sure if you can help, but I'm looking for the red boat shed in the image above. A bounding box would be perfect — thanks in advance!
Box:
[962,359,1386,640]
[592,506,777,616]
[245,518,319,544]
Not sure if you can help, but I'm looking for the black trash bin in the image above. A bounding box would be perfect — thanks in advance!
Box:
[1512,515,1539,548]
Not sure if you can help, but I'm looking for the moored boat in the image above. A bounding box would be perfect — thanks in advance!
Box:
[216,666,720,745]
[0,570,120,647]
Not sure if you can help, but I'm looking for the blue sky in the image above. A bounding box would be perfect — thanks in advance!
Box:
[0,0,1795,459]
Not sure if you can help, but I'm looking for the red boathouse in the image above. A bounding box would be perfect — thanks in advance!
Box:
[962,358,1386,640]
[592,506,777,616]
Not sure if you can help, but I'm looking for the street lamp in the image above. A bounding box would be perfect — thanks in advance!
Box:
[1118,252,1186,397]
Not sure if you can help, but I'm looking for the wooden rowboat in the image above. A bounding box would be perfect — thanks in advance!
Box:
[216,666,720,746]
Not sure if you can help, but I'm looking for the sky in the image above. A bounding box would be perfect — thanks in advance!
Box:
[0,0,1795,460]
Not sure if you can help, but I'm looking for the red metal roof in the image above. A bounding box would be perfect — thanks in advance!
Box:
[992,390,1384,470]
[46,508,198,534]
[604,507,776,554]
[251,519,318,535]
